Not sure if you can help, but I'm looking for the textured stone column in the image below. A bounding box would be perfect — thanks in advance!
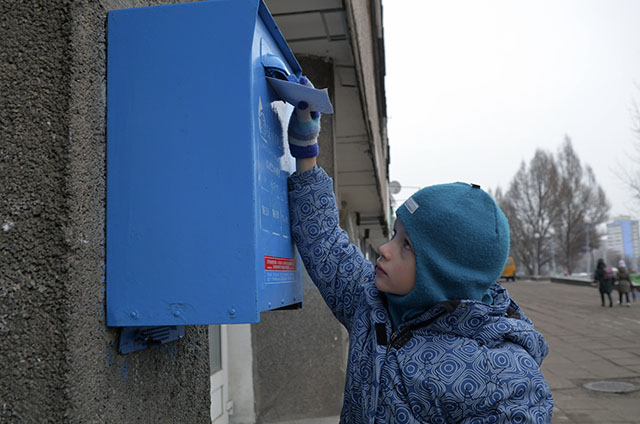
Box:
[0,2,210,422]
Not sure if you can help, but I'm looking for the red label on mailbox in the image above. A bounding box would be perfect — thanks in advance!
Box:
[264,256,296,271]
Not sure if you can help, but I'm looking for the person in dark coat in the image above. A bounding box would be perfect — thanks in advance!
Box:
[595,259,613,307]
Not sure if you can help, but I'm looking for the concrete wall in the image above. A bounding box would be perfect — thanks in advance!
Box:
[0,1,210,422]
[251,56,348,423]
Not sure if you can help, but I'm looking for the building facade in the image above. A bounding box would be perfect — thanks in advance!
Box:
[607,216,640,270]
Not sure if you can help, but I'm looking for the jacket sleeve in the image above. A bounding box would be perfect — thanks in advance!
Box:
[486,360,554,424]
[288,166,374,331]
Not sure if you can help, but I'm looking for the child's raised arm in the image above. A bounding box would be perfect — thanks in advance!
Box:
[296,157,316,174]
[287,76,373,330]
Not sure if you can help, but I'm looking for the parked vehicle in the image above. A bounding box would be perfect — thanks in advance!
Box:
[501,256,516,281]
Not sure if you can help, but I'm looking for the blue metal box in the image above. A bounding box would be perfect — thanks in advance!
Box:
[106,0,303,326]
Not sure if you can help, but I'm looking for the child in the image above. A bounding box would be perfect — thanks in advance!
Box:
[616,260,632,306]
[287,77,553,422]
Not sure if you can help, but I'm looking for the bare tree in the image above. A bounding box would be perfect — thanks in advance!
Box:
[490,186,503,203]
[554,136,610,274]
[624,99,640,203]
[499,149,560,275]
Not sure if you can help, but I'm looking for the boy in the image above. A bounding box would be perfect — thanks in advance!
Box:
[287,77,553,423]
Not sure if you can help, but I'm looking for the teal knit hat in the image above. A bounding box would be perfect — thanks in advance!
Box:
[386,182,510,327]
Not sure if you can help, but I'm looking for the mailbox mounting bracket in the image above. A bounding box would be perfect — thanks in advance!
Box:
[118,326,186,354]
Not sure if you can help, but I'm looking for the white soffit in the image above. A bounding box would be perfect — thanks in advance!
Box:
[267,0,386,244]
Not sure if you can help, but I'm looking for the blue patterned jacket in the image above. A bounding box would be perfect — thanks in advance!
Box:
[288,167,553,423]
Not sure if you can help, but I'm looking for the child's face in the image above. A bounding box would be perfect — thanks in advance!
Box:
[374,218,416,295]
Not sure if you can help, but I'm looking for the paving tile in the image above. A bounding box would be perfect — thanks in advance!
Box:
[563,410,629,423]
[611,357,640,366]
[593,349,639,359]
[551,409,571,423]
[584,366,635,379]
[544,357,576,365]
[544,375,577,390]
[623,365,640,374]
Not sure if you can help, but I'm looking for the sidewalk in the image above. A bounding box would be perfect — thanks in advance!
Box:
[507,279,640,423]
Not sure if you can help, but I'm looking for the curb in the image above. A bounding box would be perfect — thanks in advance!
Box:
[550,277,593,287]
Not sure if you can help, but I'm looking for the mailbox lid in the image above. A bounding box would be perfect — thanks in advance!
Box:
[107,0,251,326]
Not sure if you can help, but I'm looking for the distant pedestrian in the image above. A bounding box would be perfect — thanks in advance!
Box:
[595,259,613,307]
[616,260,632,307]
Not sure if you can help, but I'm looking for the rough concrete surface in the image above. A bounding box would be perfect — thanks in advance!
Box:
[1,1,210,423]
[254,275,348,423]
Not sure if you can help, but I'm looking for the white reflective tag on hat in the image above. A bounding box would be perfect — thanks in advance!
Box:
[405,197,419,214]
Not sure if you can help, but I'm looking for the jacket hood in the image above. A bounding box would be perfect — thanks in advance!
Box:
[404,283,549,366]
[390,182,510,326]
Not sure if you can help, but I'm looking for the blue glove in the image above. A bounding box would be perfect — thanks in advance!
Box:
[288,76,321,158]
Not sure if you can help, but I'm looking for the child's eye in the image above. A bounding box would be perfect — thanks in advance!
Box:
[403,239,412,250]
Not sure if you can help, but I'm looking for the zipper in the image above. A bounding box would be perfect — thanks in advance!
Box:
[385,331,398,357]
[384,325,414,357]
[384,308,449,358]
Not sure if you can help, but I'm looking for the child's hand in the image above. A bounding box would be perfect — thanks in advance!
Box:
[288,76,321,158]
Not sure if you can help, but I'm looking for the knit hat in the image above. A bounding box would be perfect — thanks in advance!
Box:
[386,182,510,326]
[619,260,627,269]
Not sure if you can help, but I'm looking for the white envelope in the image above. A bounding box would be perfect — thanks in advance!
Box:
[266,76,334,114]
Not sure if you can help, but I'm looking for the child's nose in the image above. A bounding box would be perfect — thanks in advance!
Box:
[378,242,391,260]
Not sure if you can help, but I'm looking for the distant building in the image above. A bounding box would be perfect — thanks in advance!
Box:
[606,216,640,269]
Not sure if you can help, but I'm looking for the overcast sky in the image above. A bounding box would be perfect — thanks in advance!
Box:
[383,0,640,219]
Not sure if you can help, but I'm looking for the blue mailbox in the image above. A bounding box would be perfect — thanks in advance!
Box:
[106,0,307,327]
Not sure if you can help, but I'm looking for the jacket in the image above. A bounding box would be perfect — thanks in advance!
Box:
[616,267,632,293]
[288,167,554,423]
[594,266,613,294]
